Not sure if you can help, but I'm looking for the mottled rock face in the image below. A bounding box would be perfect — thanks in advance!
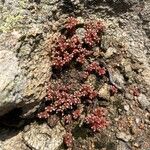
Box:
[0,31,51,116]
[17,33,51,104]
[0,0,57,117]
[140,4,150,38]
[2,0,148,117]
[0,50,24,115]
[23,123,65,150]
[0,0,150,149]
[0,0,54,117]
[0,123,65,150]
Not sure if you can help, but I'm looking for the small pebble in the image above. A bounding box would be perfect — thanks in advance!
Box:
[125,65,132,72]
[116,132,132,142]
[117,141,131,150]
[105,47,117,58]
[133,143,140,148]
[98,83,110,100]
[124,105,130,112]
[135,117,141,125]
[138,94,150,109]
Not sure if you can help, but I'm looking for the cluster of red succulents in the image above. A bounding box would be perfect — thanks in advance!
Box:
[65,17,78,30]
[38,17,110,148]
[87,61,106,75]
[63,132,73,149]
[81,61,106,79]
[85,107,108,132]
[51,17,104,68]
[38,84,98,122]
[38,84,79,119]
[78,84,98,102]
[84,21,104,46]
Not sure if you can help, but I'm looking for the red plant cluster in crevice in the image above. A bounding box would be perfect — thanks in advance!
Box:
[51,17,104,68]
[85,107,108,132]
[65,17,78,30]
[63,132,73,149]
[81,61,106,79]
[38,17,111,148]
[84,21,104,46]
[38,84,98,122]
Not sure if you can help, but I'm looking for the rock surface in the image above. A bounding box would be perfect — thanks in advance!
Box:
[0,0,150,150]
[138,94,150,109]
[0,123,65,150]
[0,50,24,115]
[0,0,52,116]
[0,32,51,116]
[116,132,132,142]
[23,123,65,150]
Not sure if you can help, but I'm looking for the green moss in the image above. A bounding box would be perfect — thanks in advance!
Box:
[0,14,23,32]
[0,0,27,33]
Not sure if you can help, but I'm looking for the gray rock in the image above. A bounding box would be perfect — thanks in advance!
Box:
[117,141,131,150]
[141,68,150,86]
[23,123,65,150]
[124,104,130,112]
[76,28,86,42]
[0,141,3,150]
[0,132,28,150]
[102,12,150,86]
[98,83,110,100]
[0,0,53,116]
[0,50,24,115]
[140,4,150,38]
[137,94,150,109]
[0,123,65,150]
[125,93,133,100]
[112,71,125,89]
[71,0,80,5]
[135,117,141,125]
[105,47,117,58]
[85,74,97,88]
[0,32,51,116]
[116,132,132,142]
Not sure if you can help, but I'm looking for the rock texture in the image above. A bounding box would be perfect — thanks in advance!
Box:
[0,31,51,116]
[0,123,65,150]
[0,0,150,150]
[0,50,24,115]
[0,1,52,116]
[23,123,65,150]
